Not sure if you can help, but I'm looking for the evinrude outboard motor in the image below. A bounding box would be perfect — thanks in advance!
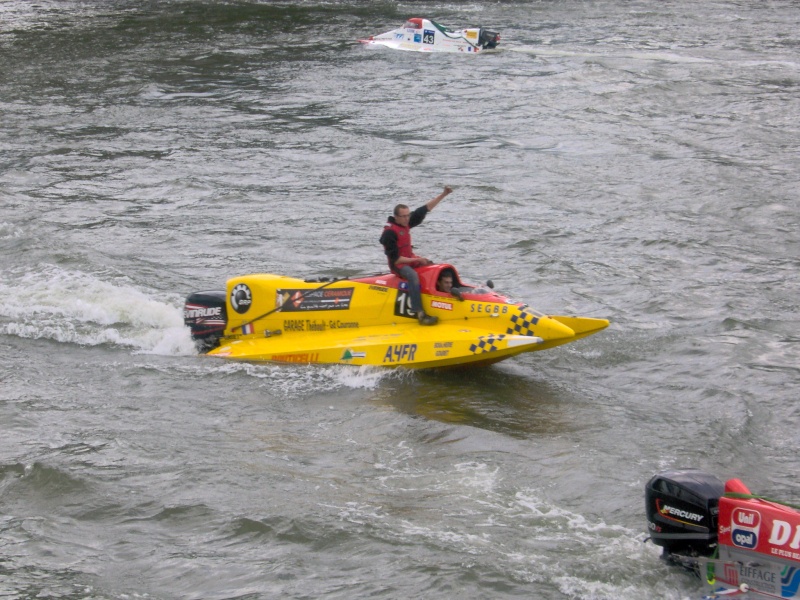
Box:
[184,290,227,352]
[645,469,725,560]
[479,28,500,49]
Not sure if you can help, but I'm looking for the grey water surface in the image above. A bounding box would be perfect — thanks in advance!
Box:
[1,1,798,598]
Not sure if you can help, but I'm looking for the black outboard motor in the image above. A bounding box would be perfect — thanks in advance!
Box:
[479,28,500,49]
[184,290,227,352]
[645,469,725,559]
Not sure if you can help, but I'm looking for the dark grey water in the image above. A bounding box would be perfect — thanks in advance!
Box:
[1,1,798,598]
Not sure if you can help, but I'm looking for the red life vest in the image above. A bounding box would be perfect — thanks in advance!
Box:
[383,221,418,272]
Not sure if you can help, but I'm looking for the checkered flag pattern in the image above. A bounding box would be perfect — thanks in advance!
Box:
[469,334,506,355]
[507,310,539,336]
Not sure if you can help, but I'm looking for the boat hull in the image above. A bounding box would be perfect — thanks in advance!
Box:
[211,324,550,369]
[713,491,800,598]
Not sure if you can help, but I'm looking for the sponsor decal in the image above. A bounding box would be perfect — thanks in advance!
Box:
[369,285,389,293]
[341,349,366,361]
[382,344,417,363]
[376,279,388,285]
[782,566,800,597]
[770,547,800,560]
[184,304,225,331]
[768,519,800,550]
[276,287,354,312]
[284,319,305,332]
[732,530,758,549]
[272,352,320,363]
[431,300,453,311]
[230,283,252,314]
[282,319,341,332]
[719,556,783,597]
[466,30,478,39]
[470,303,509,314]
[184,305,222,320]
[308,320,327,331]
[656,500,705,525]
[724,564,739,587]
[731,507,761,550]
[413,33,422,43]
[734,508,761,529]
[738,564,778,585]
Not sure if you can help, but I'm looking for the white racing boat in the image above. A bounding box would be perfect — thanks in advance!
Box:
[359,18,500,54]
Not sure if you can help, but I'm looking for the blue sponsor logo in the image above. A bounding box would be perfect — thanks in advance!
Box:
[782,566,800,597]
[732,528,758,549]
[414,33,422,43]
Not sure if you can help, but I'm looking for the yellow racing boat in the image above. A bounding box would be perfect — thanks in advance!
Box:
[183,264,608,369]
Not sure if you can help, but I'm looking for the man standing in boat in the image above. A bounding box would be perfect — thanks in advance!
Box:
[380,186,453,326]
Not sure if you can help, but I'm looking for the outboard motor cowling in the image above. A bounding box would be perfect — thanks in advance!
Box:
[645,469,724,558]
[479,28,500,49]
[184,290,227,352]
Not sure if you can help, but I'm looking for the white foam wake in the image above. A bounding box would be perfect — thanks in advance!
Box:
[0,265,195,355]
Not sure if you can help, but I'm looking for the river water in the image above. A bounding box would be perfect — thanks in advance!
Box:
[1,1,798,598]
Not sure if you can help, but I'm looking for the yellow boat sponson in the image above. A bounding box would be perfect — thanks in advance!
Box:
[183,264,609,369]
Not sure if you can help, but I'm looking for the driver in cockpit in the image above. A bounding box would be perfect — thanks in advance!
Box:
[436,269,466,301]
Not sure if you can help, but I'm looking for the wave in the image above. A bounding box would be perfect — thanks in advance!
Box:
[0,264,195,355]
[159,360,393,394]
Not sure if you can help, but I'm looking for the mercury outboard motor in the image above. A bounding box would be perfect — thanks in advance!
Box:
[645,469,725,559]
[479,28,500,49]
[184,290,227,352]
